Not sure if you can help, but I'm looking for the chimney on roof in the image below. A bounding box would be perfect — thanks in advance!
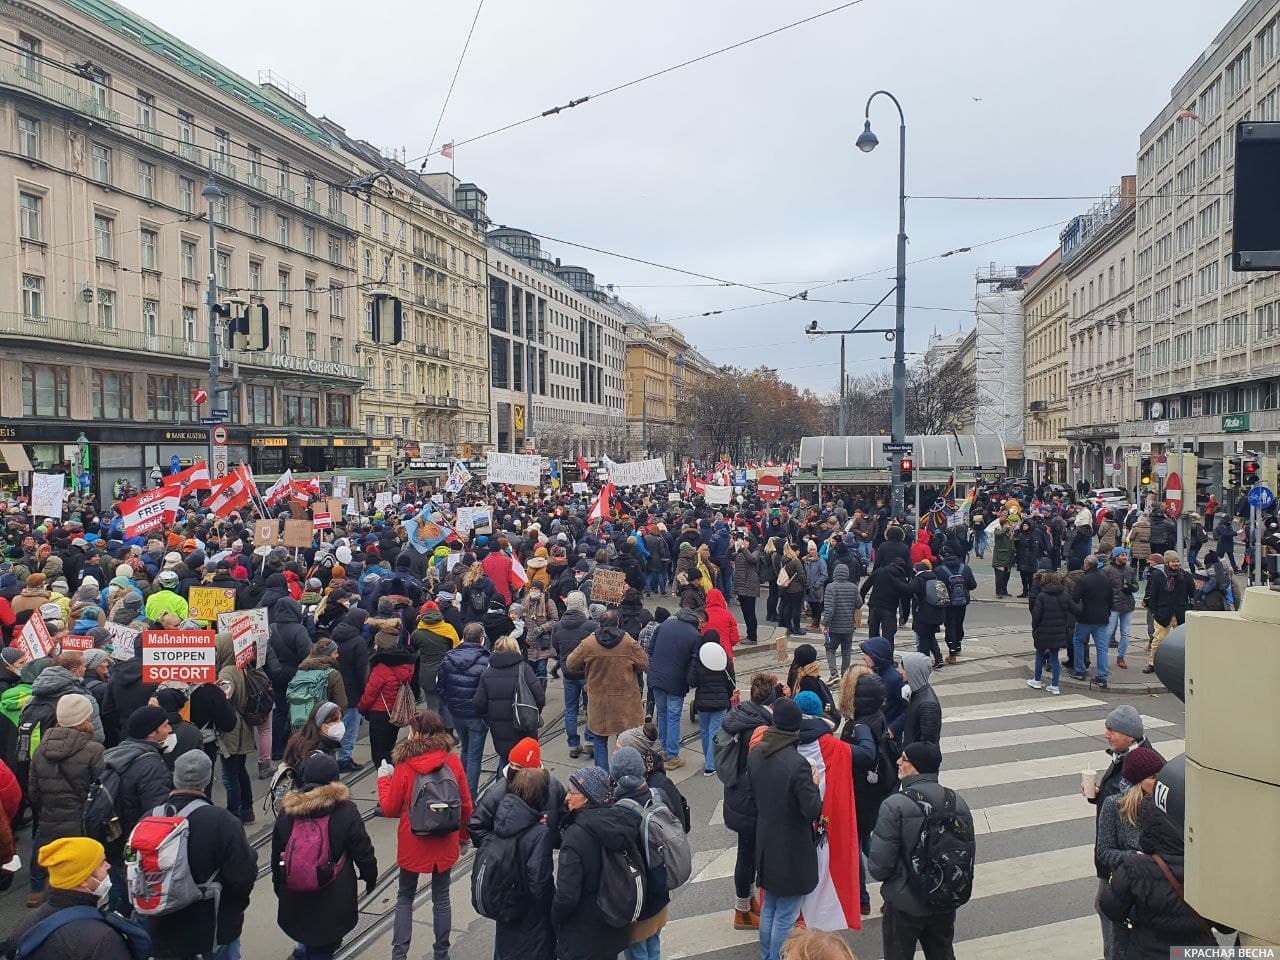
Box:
[1119,174,1137,209]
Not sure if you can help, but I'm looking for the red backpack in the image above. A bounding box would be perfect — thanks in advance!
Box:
[282,813,346,892]
[126,799,220,917]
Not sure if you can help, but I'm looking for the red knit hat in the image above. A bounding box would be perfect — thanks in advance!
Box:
[419,600,439,615]
[509,737,541,769]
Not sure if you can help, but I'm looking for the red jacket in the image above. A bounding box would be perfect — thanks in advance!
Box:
[702,589,740,660]
[284,569,303,601]
[910,532,935,567]
[377,733,473,873]
[481,551,518,605]
[0,759,20,820]
[357,650,416,715]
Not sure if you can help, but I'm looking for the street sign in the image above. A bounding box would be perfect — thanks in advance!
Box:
[212,453,228,479]
[170,454,181,473]
[192,388,208,405]
[1140,442,1152,454]
[1248,485,1275,510]
[884,442,914,452]
[1163,472,1183,515]
[757,475,782,501]
[1156,455,1168,478]
[212,408,229,417]
[212,425,228,445]
[200,415,226,425]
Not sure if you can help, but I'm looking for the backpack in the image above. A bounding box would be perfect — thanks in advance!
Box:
[470,830,529,924]
[281,812,347,892]
[468,588,488,615]
[711,727,740,787]
[511,666,543,737]
[922,577,951,608]
[286,668,332,729]
[902,787,976,911]
[0,683,31,730]
[8,905,152,960]
[14,697,57,765]
[239,665,274,727]
[616,795,692,889]
[938,565,969,607]
[82,764,125,844]
[408,765,462,836]
[776,564,792,589]
[596,840,647,928]
[126,799,220,921]
[383,682,416,728]
[265,763,298,817]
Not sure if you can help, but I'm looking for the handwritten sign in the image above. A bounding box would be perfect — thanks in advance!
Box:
[253,519,279,546]
[60,635,96,652]
[313,512,332,530]
[607,459,667,487]
[187,586,236,623]
[219,608,268,669]
[105,622,138,661]
[142,630,217,684]
[590,568,627,606]
[18,610,52,661]
[281,519,314,548]
[30,473,64,520]
[485,453,541,486]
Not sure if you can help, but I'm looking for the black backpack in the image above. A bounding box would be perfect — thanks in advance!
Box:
[596,840,647,928]
[14,698,58,766]
[468,588,488,616]
[938,564,969,607]
[239,665,274,727]
[82,763,125,843]
[470,830,528,924]
[902,787,975,911]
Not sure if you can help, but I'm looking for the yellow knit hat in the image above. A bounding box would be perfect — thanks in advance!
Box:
[37,837,104,890]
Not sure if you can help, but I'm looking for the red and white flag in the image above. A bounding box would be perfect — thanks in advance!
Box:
[289,476,321,502]
[588,482,615,523]
[576,455,590,475]
[203,470,251,518]
[121,486,182,538]
[510,553,528,587]
[440,142,454,160]
[797,733,862,931]
[263,469,294,507]
[167,461,210,495]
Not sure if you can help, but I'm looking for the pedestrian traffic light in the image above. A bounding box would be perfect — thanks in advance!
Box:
[1243,458,1260,486]
[1141,456,1153,486]
[1227,456,1241,489]
[899,457,913,484]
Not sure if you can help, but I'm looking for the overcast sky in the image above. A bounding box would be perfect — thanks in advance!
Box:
[129,0,1242,394]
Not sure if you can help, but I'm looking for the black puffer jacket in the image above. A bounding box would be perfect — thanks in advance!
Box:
[550,610,597,682]
[491,792,556,960]
[28,726,103,839]
[100,737,171,839]
[686,638,737,713]
[720,700,773,835]
[551,804,638,960]
[100,653,156,747]
[1031,581,1073,651]
[841,672,892,839]
[472,650,545,760]
[909,571,947,628]
[330,607,371,706]
[436,641,490,721]
[266,598,314,689]
[467,764,566,850]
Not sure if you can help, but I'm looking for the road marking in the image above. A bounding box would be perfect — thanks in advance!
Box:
[935,678,1051,697]
[973,792,1093,834]
[946,715,1174,753]
[946,916,1101,960]
[944,741,1184,790]
[943,695,1106,723]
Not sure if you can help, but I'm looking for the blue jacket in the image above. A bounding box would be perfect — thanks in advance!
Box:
[859,636,906,735]
[436,641,490,720]
[708,523,730,564]
[647,609,702,696]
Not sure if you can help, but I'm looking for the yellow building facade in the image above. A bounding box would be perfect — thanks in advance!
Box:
[1022,250,1070,482]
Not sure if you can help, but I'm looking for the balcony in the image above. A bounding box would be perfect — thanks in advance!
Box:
[0,61,121,125]
[424,298,449,315]
[135,124,163,148]
[415,344,451,360]
[416,394,462,410]
[246,172,269,191]
[302,198,321,215]
[212,157,237,179]
[325,207,348,228]
[277,186,296,205]
[178,142,203,164]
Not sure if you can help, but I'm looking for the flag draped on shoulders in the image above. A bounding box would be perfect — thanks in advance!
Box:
[796,733,862,932]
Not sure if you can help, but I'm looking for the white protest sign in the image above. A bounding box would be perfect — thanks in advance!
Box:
[30,473,64,520]
[142,630,217,684]
[375,491,394,510]
[18,610,52,661]
[332,475,349,498]
[105,622,138,661]
[485,452,541,487]
[668,492,681,502]
[572,482,589,495]
[346,497,357,516]
[703,484,733,506]
[219,608,269,669]
[455,505,493,536]
[607,458,667,487]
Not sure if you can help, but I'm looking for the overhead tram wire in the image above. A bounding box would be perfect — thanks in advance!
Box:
[402,0,872,167]
[421,0,487,169]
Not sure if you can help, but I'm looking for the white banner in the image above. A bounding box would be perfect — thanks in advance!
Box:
[485,453,541,486]
[607,458,667,487]
[30,473,64,520]
[703,484,733,506]
[455,505,492,536]
[332,475,349,499]
[571,482,589,495]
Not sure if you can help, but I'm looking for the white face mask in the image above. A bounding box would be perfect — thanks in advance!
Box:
[161,733,178,754]
[901,684,912,701]
[323,722,346,741]
[92,874,113,909]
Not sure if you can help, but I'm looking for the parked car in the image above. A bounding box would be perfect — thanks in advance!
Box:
[1087,487,1129,513]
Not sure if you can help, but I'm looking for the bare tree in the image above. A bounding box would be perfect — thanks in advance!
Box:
[906,352,975,435]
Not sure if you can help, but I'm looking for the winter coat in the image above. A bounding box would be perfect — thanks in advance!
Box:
[1148,515,1177,555]
[819,563,863,633]
[473,650,546,758]
[100,738,171,838]
[866,562,912,611]
[1102,561,1138,613]
[1015,527,1044,571]
[272,780,377,946]
[861,636,906,733]
[330,608,371,706]
[646,609,702,696]
[411,617,459,694]
[909,572,947,629]
[1129,515,1152,561]
[214,632,256,758]
[900,656,941,749]
[552,804,641,960]
[1097,519,1121,554]
[617,597,652,646]
[701,589,740,658]
[802,556,828,603]
[144,791,258,958]
[1030,582,1072,651]
[491,792,557,960]
[842,672,891,838]
[748,728,823,896]
[7,888,140,960]
[459,574,499,624]
[436,641,490,721]
[720,700,773,835]
[266,598,313,691]
[566,625,648,736]
[869,772,974,917]
[779,555,806,596]
[1072,568,1114,626]
[482,551,519,604]
[357,649,417,716]
[550,610,598,682]
[30,665,103,743]
[27,725,103,839]
[1146,567,1196,627]
[991,526,1015,568]
[1094,793,1140,881]
[686,638,737,713]
[467,764,566,851]
[732,546,762,598]
[378,732,474,873]
[1088,737,1156,820]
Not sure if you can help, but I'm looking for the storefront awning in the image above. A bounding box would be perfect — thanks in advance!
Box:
[0,444,33,472]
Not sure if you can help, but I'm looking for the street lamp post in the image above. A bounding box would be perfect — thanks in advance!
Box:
[857,89,908,516]
[202,170,225,481]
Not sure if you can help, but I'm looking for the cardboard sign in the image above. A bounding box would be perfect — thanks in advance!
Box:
[18,610,52,661]
[332,475,349,498]
[60,635,95,652]
[703,485,733,506]
[281,519,314,548]
[288,499,309,520]
[219,608,268,670]
[187,586,236,623]
[313,512,332,530]
[590,568,627,606]
[607,458,667,487]
[253,519,279,546]
[142,630,217,684]
[105,622,138,661]
[327,498,344,520]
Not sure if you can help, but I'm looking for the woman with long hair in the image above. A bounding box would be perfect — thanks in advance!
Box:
[1094,748,1164,959]
[777,543,807,642]
[459,560,498,626]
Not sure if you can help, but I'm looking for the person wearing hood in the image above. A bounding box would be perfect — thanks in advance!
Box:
[646,604,703,769]
[746,698,824,960]
[213,631,258,823]
[874,524,911,574]
[819,563,863,680]
[521,586,558,682]
[838,665,892,916]
[864,558,912,643]
[566,609,648,770]
[611,745,677,960]
[377,709,472,960]
[29,652,104,744]
[898,653,941,749]
[265,596,314,762]
[909,527,935,568]
[718,675,775,929]
[697,588,739,662]
[858,636,906,735]
[144,571,188,624]
[410,601,457,718]
[459,562,499,626]
[27,694,104,905]
[907,560,947,669]
[467,737,566,851]
[473,635,546,765]
[357,631,416,768]
[686,630,736,777]
[1014,519,1045,597]
[551,766,639,960]
[273,754,378,959]
[1028,570,1071,694]
[486,765,557,960]
[330,606,371,772]
[436,623,491,795]
[107,588,147,631]
[551,591,598,759]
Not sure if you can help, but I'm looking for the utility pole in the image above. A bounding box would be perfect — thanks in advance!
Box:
[525,315,535,452]
[838,335,846,435]
[641,389,648,457]
[202,169,225,479]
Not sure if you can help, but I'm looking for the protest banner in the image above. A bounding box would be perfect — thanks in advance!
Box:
[60,635,95,652]
[607,458,667,487]
[571,482,589,494]
[253,519,279,546]
[485,452,541,486]
[187,586,236,623]
[313,512,332,530]
[703,484,733,506]
[120,486,181,538]
[590,568,627,606]
[375,491,394,510]
[281,519,314,548]
[18,610,52,661]
[104,622,138,661]
[668,492,681,502]
[142,630,216,684]
[30,473,64,520]
[219,608,268,669]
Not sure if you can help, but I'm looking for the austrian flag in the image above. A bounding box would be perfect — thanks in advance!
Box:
[263,469,294,507]
[167,461,210,495]
[120,486,182,538]
[203,468,251,518]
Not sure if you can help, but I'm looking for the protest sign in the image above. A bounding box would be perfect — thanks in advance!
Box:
[332,475,349,498]
[187,586,236,623]
[18,610,52,661]
[571,482,589,494]
[346,497,357,516]
[485,453,541,486]
[668,492,681,502]
[253,519,279,546]
[281,519,314,548]
[455,505,492,536]
[30,473,64,520]
[327,498,344,519]
[313,512,332,530]
[219,608,268,669]
[60,635,95,652]
[703,484,733,506]
[120,486,180,538]
[607,459,667,487]
[142,630,216,684]
[288,499,309,520]
[375,491,394,510]
[590,568,627,606]
[105,622,138,661]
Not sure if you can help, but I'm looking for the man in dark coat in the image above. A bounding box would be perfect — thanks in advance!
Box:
[860,636,906,736]
[265,597,313,761]
[874,524,911,573]
[819,563,863,678]
[1085,705,1156,821]
[436,622,491,796]
[1143,550,1195,675]
[899,653,941,749]
[646,607,702,769]
[99,649,156,748]
[1071,555,1115,687]
[908,562,947,667]
[720,676,774,928]
[864,558,912,642]
[142,751,257,959]
[549,591,597,758]
[746,697,822,960]
[329,606,370,772]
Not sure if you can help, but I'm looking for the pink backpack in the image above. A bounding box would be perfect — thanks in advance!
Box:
[282,813,346,892]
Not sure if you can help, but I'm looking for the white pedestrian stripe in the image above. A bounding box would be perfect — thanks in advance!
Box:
[864,843,1095,908]
[943,695,1106,723]
[945,715,1173,753]
[943,741,1184,790]
[708,799,723,826]
[934,678,1049,696]
[943,916,1101,960]
[971,792,1093,834]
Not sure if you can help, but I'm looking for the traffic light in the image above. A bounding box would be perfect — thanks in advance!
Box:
[1243,458,1260,486]
[1227,456,1241,489]
[227,303,270,351]
[1140,456,1153,487]
[899,457,913,485]
[392,460,407,478]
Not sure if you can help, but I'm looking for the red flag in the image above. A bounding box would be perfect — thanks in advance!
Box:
[576,455,590,475]
[167,461,210,494]
[203,470,250,518]
[263,469,294,507]
[440,142,454,160]
[588,482,615,523]
[120,486,181,538]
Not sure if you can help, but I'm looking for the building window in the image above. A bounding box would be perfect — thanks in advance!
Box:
[179,177,194,213]
[328,235,342,262]
[1174,331,1192,363]
[303,226,315,255]
[142,299,158,336]
[91,371,132,420]
[94,215,113,259]
[17,115,39,159]
[247,145,261,177]
[329,282,344,317]
[402,364,411,393]
[180,240,196,280]
[18,193,41,241]
[384,415,393,436]
[1227,49,1251,99]
[384,360,394,391]
[304,277,316,311]
[277,161,290,194]
[278,270,291,303]
[1258,14,1280,70]
[184,306,197,342]
[1255,300,1280,341]
[305,331,316,359]
[17,34,40,78]
[248,260,262,294]
[246,385,273,425]
[177,110,194,143]
[136,90,155,130]
[140,229,158,271]
[91,144,112,183]
[248,204,261,236]
[277,215,289,246]
[21,275,44,319]
[215,195,229,225]
[279,327,291,356]
[326,394,350,428]
[363,203,371,227]
[97,290,115,330]
[304,175,315,202]
[1197,323,1218,357]
[214,129,229,157]
[22,363,69,417]
[217,252,231,289]
[362,249,373,277]
[330,336,343,363]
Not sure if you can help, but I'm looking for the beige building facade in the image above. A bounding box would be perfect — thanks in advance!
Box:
[1021,250,1070,483]
[620,312,717,465]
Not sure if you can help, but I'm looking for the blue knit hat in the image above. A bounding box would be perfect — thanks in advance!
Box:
[1111,546,1129,560]
[795,691,824,717]
[569,765,613,807]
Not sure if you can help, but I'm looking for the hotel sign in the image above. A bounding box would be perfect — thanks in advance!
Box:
[268,354,360,379]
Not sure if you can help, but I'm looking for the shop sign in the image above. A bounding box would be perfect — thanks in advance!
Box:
[299,437,327,447]
[268,354,360,379]
[332,439,366,447]
[252,437,289,447]
[1222,413,1251,433]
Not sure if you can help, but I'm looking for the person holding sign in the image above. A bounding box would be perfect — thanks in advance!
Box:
[214,631,259,824]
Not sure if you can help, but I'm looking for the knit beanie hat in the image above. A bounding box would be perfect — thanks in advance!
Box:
[302,753,340,787]
[1111,547,1129,560]
[75,584,98,602]
[126,705,168,740]
[1105,705,1144,741]
[39,602,62,622]
[794,644,818,667]
[0,649,24,668]
[568,765,613,807]
[82,648,109,673]
[56,693,93,728]
[610,746,646,795]
[564,591,588,616]
[794,690,824,717]
[904,741,943,774]
[508,737,541,770]
[1121,746,1165,785]
[772,697,802,732]
[38,836,104,890]
[173,749,213,792]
